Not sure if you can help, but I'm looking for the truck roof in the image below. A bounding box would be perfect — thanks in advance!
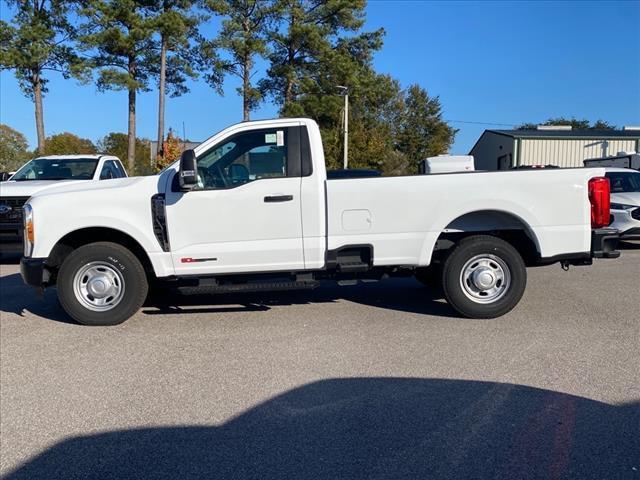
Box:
[33,154,119,160]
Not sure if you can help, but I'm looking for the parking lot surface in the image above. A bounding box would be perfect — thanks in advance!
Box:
[1,248,639,479]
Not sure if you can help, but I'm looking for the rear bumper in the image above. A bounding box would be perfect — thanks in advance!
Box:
[591,228,620,258]
[20,257,51,287]
[537,228,620,266]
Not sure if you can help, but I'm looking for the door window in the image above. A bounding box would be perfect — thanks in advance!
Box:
[111,160,127,178]
[195,129,288,189]
[100,160,124,180]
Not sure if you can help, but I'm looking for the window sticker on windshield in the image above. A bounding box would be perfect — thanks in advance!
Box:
[276,130,284,146]
[265,133,277,144]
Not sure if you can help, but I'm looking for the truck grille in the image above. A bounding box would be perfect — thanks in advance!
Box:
[0,197,29,225]
[632,208,640,221]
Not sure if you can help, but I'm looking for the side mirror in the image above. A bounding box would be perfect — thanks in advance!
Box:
[179,149,198,191]
[0,172,10,182]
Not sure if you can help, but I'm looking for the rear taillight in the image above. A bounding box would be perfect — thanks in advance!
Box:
[588,176,610,228]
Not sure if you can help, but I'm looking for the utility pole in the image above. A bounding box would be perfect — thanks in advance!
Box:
[337,85,349,169]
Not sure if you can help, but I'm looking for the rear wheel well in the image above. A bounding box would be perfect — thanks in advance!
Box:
[434,211,540,266]
[47,228,155,282]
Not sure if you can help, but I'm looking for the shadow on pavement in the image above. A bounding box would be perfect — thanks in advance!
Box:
[143,278,456,319]
[1,271,456,324]
[619,240,640,250]
[4,378,639,479]
[0,273,73,324]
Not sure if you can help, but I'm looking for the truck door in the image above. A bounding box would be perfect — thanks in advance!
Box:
[165,125,305,275]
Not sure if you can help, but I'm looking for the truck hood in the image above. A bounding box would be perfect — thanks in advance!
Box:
[0,179,90,197]
[611,192,640,207]
[29,175,164,202]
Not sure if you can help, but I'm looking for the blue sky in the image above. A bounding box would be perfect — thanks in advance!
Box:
[1,0,639,154]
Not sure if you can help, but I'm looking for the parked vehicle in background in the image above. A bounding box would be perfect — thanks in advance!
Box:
[419,155,475,174]
[327,169,381,179]
[0,155,127,254]
[584,153,640,171]
[605,168,640,240]
[20,118,619,326]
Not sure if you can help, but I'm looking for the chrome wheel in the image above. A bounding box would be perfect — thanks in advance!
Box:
[460,254,511,304]
[73,262,125,312]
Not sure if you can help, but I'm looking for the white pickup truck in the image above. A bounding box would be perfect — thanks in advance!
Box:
[1,155,127,254]
[20,118,620,325]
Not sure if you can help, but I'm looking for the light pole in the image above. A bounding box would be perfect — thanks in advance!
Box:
[337,85,349,169]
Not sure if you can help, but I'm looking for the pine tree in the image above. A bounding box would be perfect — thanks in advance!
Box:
[260,0,376,115]
[203,0,274,120]
[0,1,85,154]
[77,0,159,170]
[153,0,203,160]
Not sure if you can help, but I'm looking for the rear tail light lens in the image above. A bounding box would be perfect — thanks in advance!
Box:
[588,177,610,228]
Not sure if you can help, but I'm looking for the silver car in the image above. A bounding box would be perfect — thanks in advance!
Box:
[605,168,640,240]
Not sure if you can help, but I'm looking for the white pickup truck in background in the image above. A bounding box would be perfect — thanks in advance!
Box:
[20,118,620,325]
[0,155,127,254]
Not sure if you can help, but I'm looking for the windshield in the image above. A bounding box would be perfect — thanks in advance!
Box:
[12,158,100,181]
[605,171,640,193]
[12,158,99,181]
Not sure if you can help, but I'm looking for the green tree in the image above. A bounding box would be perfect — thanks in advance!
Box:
[77,1,159,170]
[43,132,97,155]
[287,26,402,171]
[260,0,378,115]
[0,1,85,154]
[152,0,203,160]
[0,124,30,172]
[396,84,457,172]
[97,132,152,175]
[203,0,274,120]
[592,119,616,130]
[517,118,616,130]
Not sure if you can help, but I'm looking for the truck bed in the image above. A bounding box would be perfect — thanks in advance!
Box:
[326,169,601,266]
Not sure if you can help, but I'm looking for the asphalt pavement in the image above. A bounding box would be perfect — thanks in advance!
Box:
[1,247,639,479]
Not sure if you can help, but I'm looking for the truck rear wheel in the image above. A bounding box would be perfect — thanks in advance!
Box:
[442,235,526,319]
[57,242,148,326]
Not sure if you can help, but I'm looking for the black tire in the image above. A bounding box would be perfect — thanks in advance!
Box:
[442,235,526,319]
[57,242,148,326]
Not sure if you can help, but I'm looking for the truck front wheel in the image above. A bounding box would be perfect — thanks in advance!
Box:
[57,242,148,326]
[442,235,526,319]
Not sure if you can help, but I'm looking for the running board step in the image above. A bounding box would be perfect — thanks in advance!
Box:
[337,262,370,273]
[178,280,319,295]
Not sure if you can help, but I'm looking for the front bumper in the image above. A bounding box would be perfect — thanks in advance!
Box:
[591,228,620,258]
[20,257,51,288]
[0,223,23,253]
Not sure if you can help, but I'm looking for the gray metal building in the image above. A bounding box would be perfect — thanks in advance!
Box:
[470,128,640,170]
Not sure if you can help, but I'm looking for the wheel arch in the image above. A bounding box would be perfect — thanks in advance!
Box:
[47,227,156,281]
[433,210,542,266]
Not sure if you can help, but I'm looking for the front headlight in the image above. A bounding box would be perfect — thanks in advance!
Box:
[610,203,636,211]
[23,203,34,257]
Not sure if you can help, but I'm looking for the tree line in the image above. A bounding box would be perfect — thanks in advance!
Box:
[0,125,150,173]
[1,0,457,175]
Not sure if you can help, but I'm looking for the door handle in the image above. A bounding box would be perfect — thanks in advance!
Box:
[264,195,293,203]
